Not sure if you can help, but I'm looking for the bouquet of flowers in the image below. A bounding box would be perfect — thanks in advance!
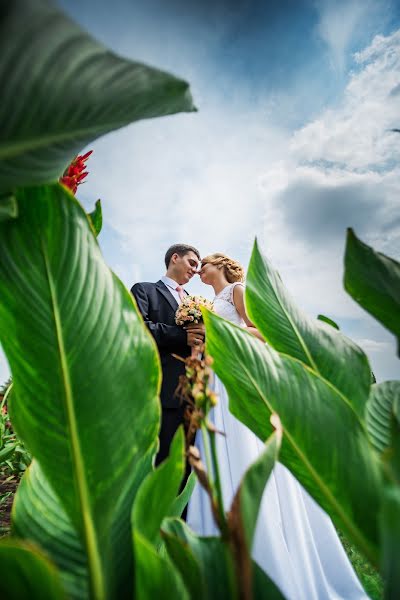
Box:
[175,295,213,326]
[176,295,213,357]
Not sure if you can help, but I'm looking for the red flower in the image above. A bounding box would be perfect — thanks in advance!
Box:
[59,150,93,195]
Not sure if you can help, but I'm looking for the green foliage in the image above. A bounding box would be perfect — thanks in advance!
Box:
[317,314,339,329]
[88,200,103,237]
[1,0,399,597]
[0,184,160,598]
[344,228,400,354]
[230,415,281,552]
[337,530,383,600]
[161,422,286,600]
[163,518,237,600]
[0,539,66,599]
[12,460,88,598]
[380,487,400,599]
[0,383,31,476]
[203,234,400,597]
[246,239,371,419]
[0,0,195,193]
[0,194,18,222]
[203,314,382,564]
[132,428,190,599]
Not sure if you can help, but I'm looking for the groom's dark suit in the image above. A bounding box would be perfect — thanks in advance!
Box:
[131,280,191,469]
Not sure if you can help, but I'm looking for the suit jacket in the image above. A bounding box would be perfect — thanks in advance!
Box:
[131,280,190,408]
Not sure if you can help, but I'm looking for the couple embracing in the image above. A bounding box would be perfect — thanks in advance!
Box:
[131,244,367,600]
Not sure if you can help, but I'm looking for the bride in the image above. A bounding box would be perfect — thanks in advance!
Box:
[186,253,367,600]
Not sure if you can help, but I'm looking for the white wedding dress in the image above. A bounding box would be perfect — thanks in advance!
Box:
[187,282,367,600]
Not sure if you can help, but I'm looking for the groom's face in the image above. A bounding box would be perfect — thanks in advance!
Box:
[174,251,199,284]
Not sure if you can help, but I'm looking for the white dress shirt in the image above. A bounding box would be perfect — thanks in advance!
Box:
[160,275,185,304]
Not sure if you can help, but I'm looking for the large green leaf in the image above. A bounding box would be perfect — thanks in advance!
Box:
[380,486,400,600]
[0,193,17,221]
[0,0,195,192]
[133,532,189,600]
[87,200,102,237]
[13,449,157,600]
[169,472,197,519]
[252,560,285,600]
[162,519,237,600]
[366,382,400,454]
[0,539,65,599]
[12,460,88,600]
[344,229,400,354]
[227,416,285,599]
[317,314,339,330]
[160,525,203,600]
[229,415,282,556]
[203,310,382,565]
[132,427,185,548]
[246,239,371,417]
[162,518,284,600]
[132,428,190,600]
[0,183,160,599]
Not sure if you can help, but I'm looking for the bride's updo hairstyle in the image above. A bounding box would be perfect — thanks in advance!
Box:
[202,253,245,283]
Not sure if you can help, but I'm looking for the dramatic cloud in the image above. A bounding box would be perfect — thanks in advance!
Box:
[315,0,392,72]
[254,28,400,380]
[1,4,399,385]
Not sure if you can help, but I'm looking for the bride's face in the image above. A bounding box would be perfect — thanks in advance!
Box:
[199,261,218,285]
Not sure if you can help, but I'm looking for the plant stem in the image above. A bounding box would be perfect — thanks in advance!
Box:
[200,421,213,483]
[209,426,228,536]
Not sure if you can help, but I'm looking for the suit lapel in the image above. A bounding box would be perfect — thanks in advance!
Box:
[156,280,178,312]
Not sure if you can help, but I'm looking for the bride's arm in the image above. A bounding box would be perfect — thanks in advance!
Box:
[232,285,265,342]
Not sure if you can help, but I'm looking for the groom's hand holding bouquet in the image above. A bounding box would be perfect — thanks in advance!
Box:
[175,295,213,357]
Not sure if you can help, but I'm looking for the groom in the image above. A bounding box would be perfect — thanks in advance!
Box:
[131,244,204,503]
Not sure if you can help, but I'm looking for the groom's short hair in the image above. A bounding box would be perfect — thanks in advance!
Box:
[165,244,200,268]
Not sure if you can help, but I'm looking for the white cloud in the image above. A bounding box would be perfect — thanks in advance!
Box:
[355,338,392,352]
[291,29,400,168]
[314,0,391,72]
[4,24,398,385]
[249,28,400,382]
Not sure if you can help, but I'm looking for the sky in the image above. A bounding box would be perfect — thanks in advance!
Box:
[1,0,399,384]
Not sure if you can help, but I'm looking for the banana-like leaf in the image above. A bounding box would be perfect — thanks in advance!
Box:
[203,310,382,565]
[0,539,65,599]
[229,415,282,560]
[380,486,400,599]
[0,193,18,221]
[317,314,339,330]
[366,382,400,454]
[132,428,190,599]
[88,200,102,237]
[13,451,157,600]
[246,239,371,417]
[169,471,197,519]
[13,460,88,599]
[0,183,160,598]
[162,518,236,600]
[252,560,285,600]
[160,525,203,600]
[133,532,189,600]
[162,518,284,600]
[132,427,185,547]
[0,0,195,192]
[227,416,285,599]
[344,229,400,355]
